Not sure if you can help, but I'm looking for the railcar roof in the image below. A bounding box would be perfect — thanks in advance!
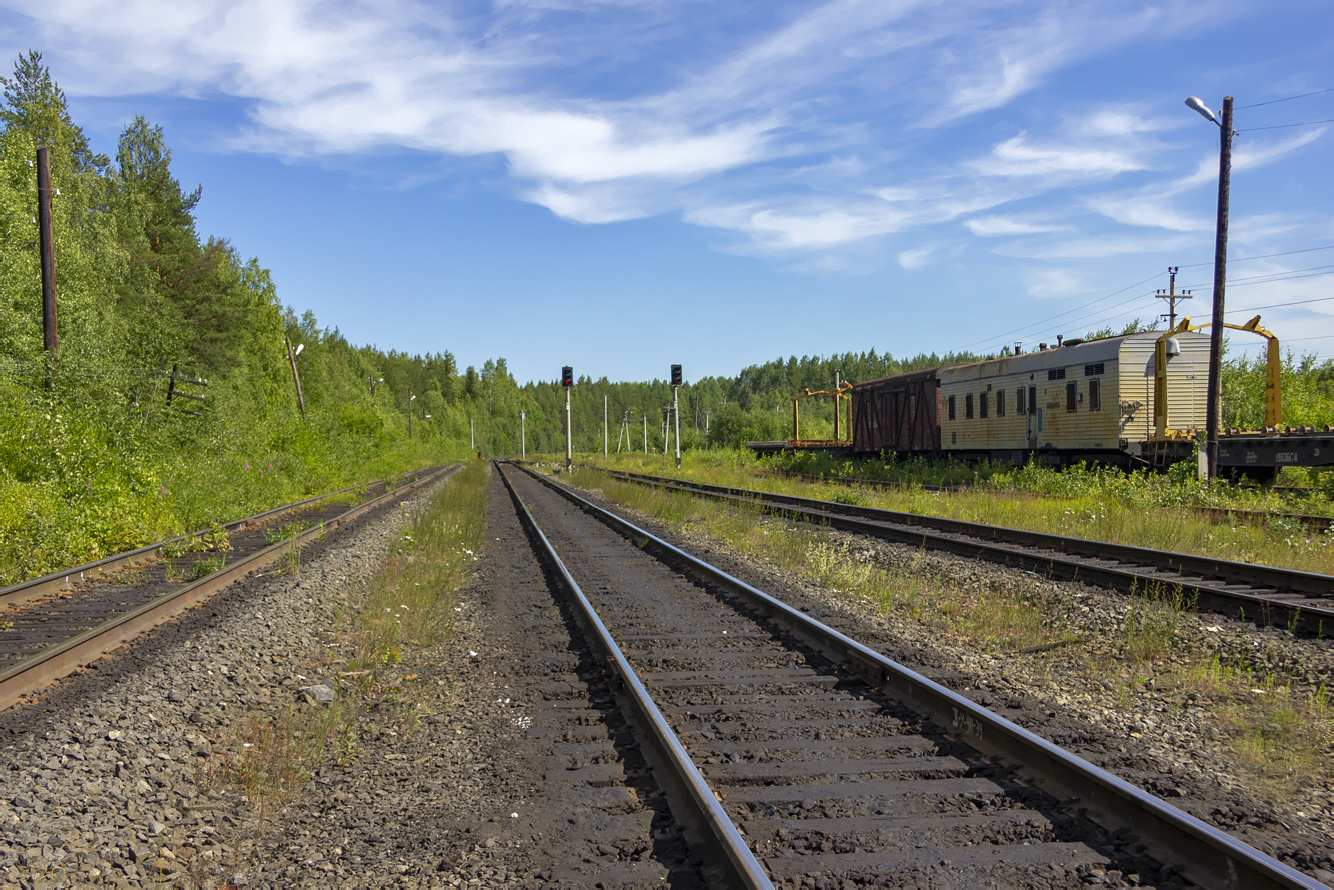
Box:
[939,330,1208,382]
[848,366,943,391]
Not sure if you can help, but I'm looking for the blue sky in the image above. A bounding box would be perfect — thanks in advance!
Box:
[4,0,1332,385]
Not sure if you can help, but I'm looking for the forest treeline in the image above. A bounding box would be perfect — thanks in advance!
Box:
[2,52,1331,583]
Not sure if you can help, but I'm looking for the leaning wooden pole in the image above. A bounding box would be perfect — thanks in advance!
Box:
[37,148,58,377]
[285,337,307,421]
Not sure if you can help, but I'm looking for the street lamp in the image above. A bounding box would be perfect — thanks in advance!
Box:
[1184,95,1234,481]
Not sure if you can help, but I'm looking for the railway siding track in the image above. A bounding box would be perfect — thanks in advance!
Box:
[0,467,453,711]
[600,469,1334,637]
[764,469,1334,535]
[502,463,1322,889]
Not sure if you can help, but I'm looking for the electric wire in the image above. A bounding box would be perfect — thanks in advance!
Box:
[1237,88,1334,109]
[1211,263,1334,283]
[973,267,1334,355]
[1177,245,1334,268]
[1237,119,1334,132]
[956,272,1164,350]
[1227,294,1334,313]
[965,245,1334,354]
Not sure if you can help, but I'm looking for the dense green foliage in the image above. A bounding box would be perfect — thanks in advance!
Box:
[0,54,490,583]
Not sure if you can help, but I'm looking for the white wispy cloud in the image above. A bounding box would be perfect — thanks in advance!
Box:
[1024,268,1082,298]
[995,233,1199,260]
[964,215,1065,237]
[5,0,1313,275]
[969,132,1146,181]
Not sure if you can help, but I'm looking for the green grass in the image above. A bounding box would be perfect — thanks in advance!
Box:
[567,450,1334,576]
[200,461,487,840]
[352,459,488,676]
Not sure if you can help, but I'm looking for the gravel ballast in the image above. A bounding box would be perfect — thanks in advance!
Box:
[559,472,1334,885]
[3,464,1331,888]
[0,481,451,888]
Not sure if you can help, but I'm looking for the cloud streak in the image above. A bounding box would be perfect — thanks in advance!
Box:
[6,0,1323,278]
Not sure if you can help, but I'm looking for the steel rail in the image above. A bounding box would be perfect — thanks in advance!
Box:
[2,470,433,610]
[497,464,773,890]
[761,468,1333,534]
[515,462,1324,890]
[0,466,454,712]
[601,469,1334,635]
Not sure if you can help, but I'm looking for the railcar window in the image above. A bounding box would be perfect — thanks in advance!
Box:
[1047,368,1066,381]
[965,393,974,419]
[980,392,988,419]
[997,390,1005,416]
[948,395,956,420]
[1085,362,1105,376]
[1066,381,1077,412]
[1016,388,1025,415]
[1089,378,1101,411]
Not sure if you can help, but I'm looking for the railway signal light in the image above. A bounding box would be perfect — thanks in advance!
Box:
[561,366,573,388]
[670,364,682,386]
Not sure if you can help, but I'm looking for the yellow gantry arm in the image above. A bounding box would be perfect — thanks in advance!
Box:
[1235,315,1282,429]
[1154,314,1282,439]
[791,382,854,445]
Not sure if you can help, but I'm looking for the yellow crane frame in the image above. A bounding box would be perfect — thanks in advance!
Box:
[1153,315,1281,439]
[792,381,853,446]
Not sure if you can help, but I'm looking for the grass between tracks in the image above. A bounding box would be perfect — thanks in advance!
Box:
[565,465,1333,800]
[573,450,1334,578]
[203,461,487,827]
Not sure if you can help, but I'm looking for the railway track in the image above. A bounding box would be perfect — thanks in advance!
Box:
[500,462,1323,889]
[761,469,1334,535]
[595,468,1334,637]
[0,467,453,710]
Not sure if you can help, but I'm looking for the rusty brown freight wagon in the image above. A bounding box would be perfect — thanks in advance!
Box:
[850,368,944,455]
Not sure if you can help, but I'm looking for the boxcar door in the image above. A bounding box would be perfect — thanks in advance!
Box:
[1026,385,1038,449]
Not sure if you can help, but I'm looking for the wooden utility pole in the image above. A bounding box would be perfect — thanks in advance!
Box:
[604,395,608,457]
[37,148,58,383]
[1205,97,1233,482]
[285,337,306,420]
[1155,267,1192,328]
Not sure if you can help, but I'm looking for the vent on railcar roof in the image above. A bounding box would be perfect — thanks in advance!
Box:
[1047,368,1066,380]
[1084,362,1105,376]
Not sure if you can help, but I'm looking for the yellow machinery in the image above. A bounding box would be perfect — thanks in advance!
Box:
[1153,314,1281,440]
[792,381,853,446]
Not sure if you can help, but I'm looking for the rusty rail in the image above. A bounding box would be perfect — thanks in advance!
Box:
[0,466,453,711]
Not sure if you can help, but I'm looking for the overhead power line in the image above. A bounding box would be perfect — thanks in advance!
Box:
[962,243,1334,355]
[1178,245,1334,267]
[956,272,1162,350]
[1237,119,1334,132]
[1237,88,1334,109]
[1227,294,1334,313]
